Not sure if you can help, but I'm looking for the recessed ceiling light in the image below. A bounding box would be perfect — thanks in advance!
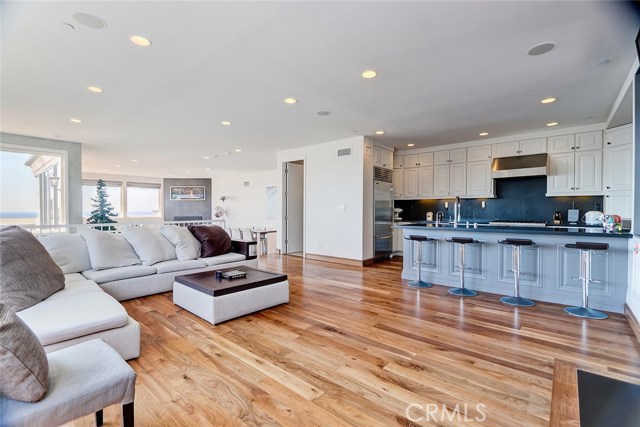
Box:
[131,159,138,162]
[221,121,232,126]
[72,13,107,30]
[234,149,242,152]
[541,97,556,104]
[87,86,103,93]
[130,35,152,47]
[284,98,297,104]
[526,41,557,56]
[375,130,385,135]
[407,143,415,147]
[361,70,378,79]
[203,156,210,159]
[479,132,489,136]
[546,122,559,127]
[70,118,82,123]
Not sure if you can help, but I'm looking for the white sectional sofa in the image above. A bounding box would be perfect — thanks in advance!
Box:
[15,224,257,360]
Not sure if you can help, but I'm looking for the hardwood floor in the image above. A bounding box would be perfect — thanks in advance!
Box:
[63,255,640,427]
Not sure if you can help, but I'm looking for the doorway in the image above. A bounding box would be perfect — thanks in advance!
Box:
[284,161,304,255]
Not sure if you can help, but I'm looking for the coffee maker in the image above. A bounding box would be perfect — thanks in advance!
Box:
[553,211,562,225]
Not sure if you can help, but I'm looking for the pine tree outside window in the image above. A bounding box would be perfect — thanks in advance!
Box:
[82,179,122,222]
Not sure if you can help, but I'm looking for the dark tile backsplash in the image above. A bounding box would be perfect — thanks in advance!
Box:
[395,176,603,223]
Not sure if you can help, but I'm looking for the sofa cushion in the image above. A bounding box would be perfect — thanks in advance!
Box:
[189,225,232,258]
[64,273,86,283]
[121,226,176,266]
[17,292,129,346]
[153,259,207,274]
[0,226,65,312]
[80,228,141,270]
[39,234,92,274]
[200,252,246,266]
[82,265,157,284]
[0,304,48,402]
[46,280,103,301]
[160,225,201,261]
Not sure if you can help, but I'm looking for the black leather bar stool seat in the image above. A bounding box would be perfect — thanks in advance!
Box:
[405,235,437,288]
[564,241,609,320]
[445,237,479,297]
[498,238,536,307]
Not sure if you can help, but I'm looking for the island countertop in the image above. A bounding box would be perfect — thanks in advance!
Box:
[395,221,632,239]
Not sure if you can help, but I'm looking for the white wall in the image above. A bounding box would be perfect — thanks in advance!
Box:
[211,169,279,229]
[277,136,366,261]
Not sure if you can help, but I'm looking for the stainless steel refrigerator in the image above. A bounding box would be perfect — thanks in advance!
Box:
[374,167,394,260]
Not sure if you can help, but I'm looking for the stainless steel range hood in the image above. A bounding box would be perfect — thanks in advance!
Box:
[491,153,548,179]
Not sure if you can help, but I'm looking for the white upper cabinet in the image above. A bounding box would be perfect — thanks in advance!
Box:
[547,153,575,194]
[605,124,632,147]
[467,145,492,162]
[392,169,403,198]
[404,168,419,198]
[434,148,466,165]
[404,152,433,168]
[393,155,404,169]
[374,147,393,169]
[548,131,602,153]
[418,166,434,197]
[419,152,434,166]
[433,165,450,197]
[466,161,493,197]
[547,150,602,196]
[604,143,633,192]
[492,138,546,158]
[574,150,602,194]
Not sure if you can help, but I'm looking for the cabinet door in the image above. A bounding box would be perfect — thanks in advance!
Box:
[418,166,434,197]
[519,138,547,155]
[467,145,492,162]
[466,161,493,197]
[492,141,519,158]
[449,163,466,195]
[418,152,434,166]
[392,169,404,198]
[393,155,404,169]
[547,153,575,195]
[604,192,633,218]
[404,154,419,167]
[404,168,418,198]
[574,150,602,194]
[547,135,575,153]
[433,165,450,197]
[383,150,394,169]
[605,125,632,147]
[450,148,467,163]
[433,150,450,165]
[604,144,633,191]
[575,131,602,150]
[392,228,402,252]
[373,147,383,167]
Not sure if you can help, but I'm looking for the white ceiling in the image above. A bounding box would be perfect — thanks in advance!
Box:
[1,1,638,178]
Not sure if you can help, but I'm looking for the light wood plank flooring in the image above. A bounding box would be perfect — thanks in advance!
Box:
[63,255,640,426]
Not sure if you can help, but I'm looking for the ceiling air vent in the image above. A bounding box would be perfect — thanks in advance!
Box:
[337,148,352,157]
[243,181,250,187]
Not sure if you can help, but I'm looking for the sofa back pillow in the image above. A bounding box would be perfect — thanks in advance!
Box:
[121,226,177,266]
[0,226,65,312]
[188,225,232,258]
[39,234,92,274]
[160,225,201,261]
[79,228,141,271]
[0,303,49,402]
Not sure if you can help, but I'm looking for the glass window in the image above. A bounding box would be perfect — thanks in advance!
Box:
[126,183,161,217]
[82,180,122,218]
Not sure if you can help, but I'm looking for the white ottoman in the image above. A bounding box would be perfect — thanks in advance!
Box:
[173,267,289,325]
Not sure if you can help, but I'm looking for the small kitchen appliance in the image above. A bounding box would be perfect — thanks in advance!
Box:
[553,211,562,224]
[583,211,604,225]
[394,208,403,220]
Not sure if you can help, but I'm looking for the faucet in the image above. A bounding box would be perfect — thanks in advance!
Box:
[435,211,444,226]
[453,196,461,227]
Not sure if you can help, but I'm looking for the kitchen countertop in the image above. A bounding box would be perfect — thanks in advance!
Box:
[395,221,632,238]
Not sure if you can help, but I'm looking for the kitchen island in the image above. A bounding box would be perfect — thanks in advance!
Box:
[396,223,632,313]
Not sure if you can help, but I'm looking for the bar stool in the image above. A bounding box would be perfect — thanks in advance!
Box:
[498,238,536,307]
[446,237,478,297]
[404,235,436,288]
[564,242,609,320]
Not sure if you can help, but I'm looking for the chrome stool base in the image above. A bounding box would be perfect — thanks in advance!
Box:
[408,280,433,289]
[448,287,478,297]
[564,306,608,320]
[500,296,535,307]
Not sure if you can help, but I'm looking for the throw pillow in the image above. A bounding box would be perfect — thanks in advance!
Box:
[0,226,65,312]
[121,226,177,266]
[39,234,92,274]
[188,225,232,258]
[160,225,201,261]
[0,303,49,402]
[79,228,141,271]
